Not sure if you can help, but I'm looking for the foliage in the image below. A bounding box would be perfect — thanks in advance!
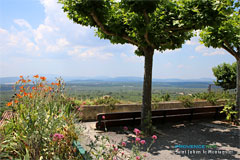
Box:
[59,0,227,134]
[0,76,81,159]
[212,62,237,90]
[178,95,194,108]
[152,93,170,103]
[86,127,157,160]
[200,1,239,60]
[220,100,238,122]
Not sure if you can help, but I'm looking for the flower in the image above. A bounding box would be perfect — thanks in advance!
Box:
[136,156,141,160]
[14,100,19,104]
[32,87,36,90]
[114,147,118,151]
[135,137,141,143]
[6,102,12,107]
[102,116,105,120]
[19,75,23,79]
[33,75,39,78]
[53,133,64,141]
[140,140,146,145]
[40,76,46,81]
[143,154,147,157]
[55,83,60,86]
[17,94,23,98]
[123,126,128,131]
[122,141,126,147]
[152,135,157,140]
[133,128,141,135]
[20,86,24,90]
[22,79,26,83]
[28,79,31,82]
[82,101,86,105]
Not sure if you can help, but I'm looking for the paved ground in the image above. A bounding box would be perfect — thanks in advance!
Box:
[76,120,240,160]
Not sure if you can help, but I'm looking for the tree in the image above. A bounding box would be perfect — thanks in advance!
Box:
[200,1,240,118]
[212,62,236,90]
[59,0,226,134]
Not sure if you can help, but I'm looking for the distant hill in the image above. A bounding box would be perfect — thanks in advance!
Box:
[0,76,214,84]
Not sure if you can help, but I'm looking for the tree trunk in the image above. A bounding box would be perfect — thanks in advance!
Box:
[141,47,154,135]
[236,59,240,119]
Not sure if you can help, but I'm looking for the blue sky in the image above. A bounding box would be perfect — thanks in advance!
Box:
[0,0,236,79]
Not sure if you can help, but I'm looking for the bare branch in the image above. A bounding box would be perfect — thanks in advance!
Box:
[143,10,156,49]
[90,12,139,46]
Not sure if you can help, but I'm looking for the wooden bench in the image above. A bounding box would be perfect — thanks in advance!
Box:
[96,106,225,130]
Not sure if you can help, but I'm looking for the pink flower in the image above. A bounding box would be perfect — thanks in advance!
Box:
[152,135,157,140]
[143,153,147,157]
[122,141,127,147]
[133,128,141,135]
[136,156,141,160]
[122,152,124,155]
[135,137,141,143]
[140,140,146,145]
[102,116,105,120]
[82,101,86,105]
[114,147,118,151]
[123,126,128,131]
[53,133,64,141]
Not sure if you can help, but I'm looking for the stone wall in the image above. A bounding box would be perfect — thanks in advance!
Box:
[79,100,226,121]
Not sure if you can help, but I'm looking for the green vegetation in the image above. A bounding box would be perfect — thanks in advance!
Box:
[200,1,240,118]
[212,62,236,90]
[59,0,226,134]
[221,100,238,122]
[177,95,194,108]
[0,76,81,159]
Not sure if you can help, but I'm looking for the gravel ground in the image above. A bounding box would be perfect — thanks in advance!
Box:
[77,120,240,160]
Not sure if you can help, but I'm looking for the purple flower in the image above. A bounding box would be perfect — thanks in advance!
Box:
[53,133,64,141]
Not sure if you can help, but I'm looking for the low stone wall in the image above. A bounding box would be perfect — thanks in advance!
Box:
[79,100,226,121]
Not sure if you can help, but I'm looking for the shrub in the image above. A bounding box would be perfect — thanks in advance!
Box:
[0,75,81,159]
[178,95,194,108]
[94,95,120,110]
[220,100,238,122]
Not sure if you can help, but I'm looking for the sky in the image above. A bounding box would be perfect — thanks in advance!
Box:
[0,0,236,79]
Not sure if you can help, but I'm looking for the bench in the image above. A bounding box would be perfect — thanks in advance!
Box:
[96,106,225,130]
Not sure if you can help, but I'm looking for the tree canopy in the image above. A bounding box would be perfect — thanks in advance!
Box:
[213,62,237,90]
[59,0,228,134]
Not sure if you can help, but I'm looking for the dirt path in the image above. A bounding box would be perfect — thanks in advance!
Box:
[76,120,240,160]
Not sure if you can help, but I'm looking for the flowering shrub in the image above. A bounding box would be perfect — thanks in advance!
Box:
[0,75,81,159]
[86,127,157,160]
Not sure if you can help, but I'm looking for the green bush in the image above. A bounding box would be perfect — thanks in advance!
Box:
[94,95,120,110]
[178,95,194,108]
[0,76,81,159]
[220,100,238,122]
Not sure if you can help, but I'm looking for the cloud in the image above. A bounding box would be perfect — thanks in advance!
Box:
[189,56,195,59]
[203,50,227,56]
[177,64,184,69]
[14,19,32,29]
[195,45,227,56]
[68,46,113,60]
[120,53,144,63]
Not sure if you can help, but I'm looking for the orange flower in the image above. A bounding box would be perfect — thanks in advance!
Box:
[28,93,32,98]
[20,75,23,79]
[28,79,31,82]
[14,100,19,104]
[49,87,53,91]
[32,87,36,90]
[22,79,27,83]
[20,86,24,90]
[17,94,23,98]
[40,76,46,81]
[6,102,12,107]
[51,82,55,85]
[20,89,24,92]
[24,92,28,96]
[39,83,44,88]
[55,83,60,86]
[34,75,39,78]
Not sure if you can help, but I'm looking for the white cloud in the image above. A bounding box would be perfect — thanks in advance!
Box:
[68,46,113,60]
[189,56,195,59]
[177,64,184,69]
[195,45,227,56]
[203,50,227,56]
[14,19,32,29]
[120,53,144,63]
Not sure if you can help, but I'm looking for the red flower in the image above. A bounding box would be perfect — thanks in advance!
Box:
[33,75,39,78]
[19,75,23,79]
[6,101,12,107]
[40,76,46,81]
